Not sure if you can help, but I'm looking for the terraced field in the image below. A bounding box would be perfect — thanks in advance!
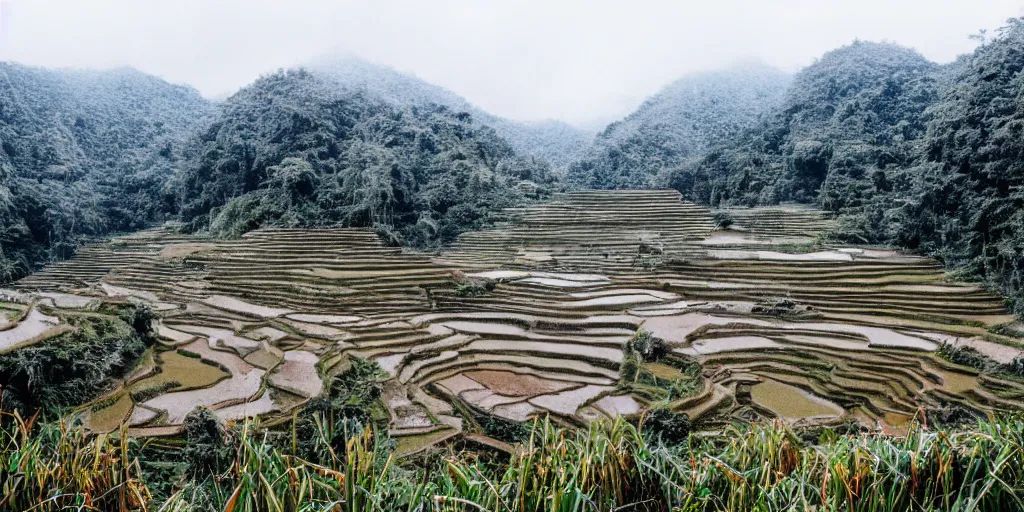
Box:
[4,190,1023,453]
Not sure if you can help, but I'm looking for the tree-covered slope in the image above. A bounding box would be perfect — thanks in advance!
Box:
[667,19,1024,315]
[0,64,212,281]
[173,69,552,246]
[309,56,594,169]
[565,63,791,189]
[901,19,1024,313]
[666,41,939,206]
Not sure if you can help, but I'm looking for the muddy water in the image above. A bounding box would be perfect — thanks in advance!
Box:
[441,321,528,336]
[270,350,323,398]
[87,393,134,432]
[750,378,843,420]
[643,313,767,346]
[0,308,61,352]
[202,295,293,318]
[529,384,612,416]
[215,389,279,422]
[465,370,575,396]
[287,313,361,324]
[691,336,781,354]
[565,294,665,308]
[930,368,980,394]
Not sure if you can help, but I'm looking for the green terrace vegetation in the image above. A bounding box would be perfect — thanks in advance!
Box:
[620,330,703,403]
[0,304,153,414]
[7,191,1024,438]
[1,192,1024,509]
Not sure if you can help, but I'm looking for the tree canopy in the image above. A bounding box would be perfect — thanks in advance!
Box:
[173,69,553,246]
[310,56,594,170]
[566,63,791,189]
[0,63,213,281]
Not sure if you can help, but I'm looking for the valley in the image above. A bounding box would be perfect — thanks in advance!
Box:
[5,190,1021,457]
[2,10,1023,510]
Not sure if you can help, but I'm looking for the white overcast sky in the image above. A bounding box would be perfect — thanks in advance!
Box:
[0,1,1021,127]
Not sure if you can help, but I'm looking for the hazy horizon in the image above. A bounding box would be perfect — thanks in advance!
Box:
[0,0,1021,128]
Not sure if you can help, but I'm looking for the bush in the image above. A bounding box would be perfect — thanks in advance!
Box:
[626,329,668,362]
[937,342,992,371]
[642,407,692,444]
[712,211,734,229]
[287,357,386,463]
[182,407,233,478]
[455,282,490,297]
[176,348,201,359]
[119,304,157,345]
[0,313,146,414]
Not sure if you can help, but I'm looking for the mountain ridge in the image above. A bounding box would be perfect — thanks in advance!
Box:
[307,56,595,169]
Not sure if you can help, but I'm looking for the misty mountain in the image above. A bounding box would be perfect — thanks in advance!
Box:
[564,63,791,189]
[0,63,212,280]
[308,56,594,169]
[666,20,1024,314]
[666,41,939,206]
[173,68,552,246]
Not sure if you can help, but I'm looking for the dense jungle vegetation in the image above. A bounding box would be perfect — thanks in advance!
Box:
[566,63,791,189]
[0,64,213,282]
[310,56,595,169]
[174,69,553,247]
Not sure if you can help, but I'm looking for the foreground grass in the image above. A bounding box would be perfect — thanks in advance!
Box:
[2,409,1022,511]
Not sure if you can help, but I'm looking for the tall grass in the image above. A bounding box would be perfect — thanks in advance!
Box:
[646,419,1024,511]
[0,409,150,511]
[3,409,1023,511]
[159,415,430,512]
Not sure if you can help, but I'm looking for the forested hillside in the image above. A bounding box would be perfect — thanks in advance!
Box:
[664,41,939,205]
[173,69,552,246]
[310,57,594,169]
[0,64,212,281]
[565,63,791,189]
[666,19,1024,315]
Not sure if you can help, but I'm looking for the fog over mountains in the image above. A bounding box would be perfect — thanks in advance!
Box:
[2,19,1024,313]
[308,56,595,169]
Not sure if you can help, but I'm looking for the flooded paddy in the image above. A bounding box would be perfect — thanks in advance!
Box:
[750,379,844,422]
[0,307,65,353]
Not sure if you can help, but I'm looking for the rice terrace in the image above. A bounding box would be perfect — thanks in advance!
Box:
[10,189,1021,439]
[3,4,1024,511]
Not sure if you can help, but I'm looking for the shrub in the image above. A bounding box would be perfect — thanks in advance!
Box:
[182,407,233,478]
[0,313,146,415]
[626,329,668,362]
[712,211,734,229]
[455,282,489,297]
[642,407,692,444]
[176,348,201,359]
[287,357,386,464]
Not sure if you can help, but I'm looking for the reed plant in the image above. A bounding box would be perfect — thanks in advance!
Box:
[0,409,150,511]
